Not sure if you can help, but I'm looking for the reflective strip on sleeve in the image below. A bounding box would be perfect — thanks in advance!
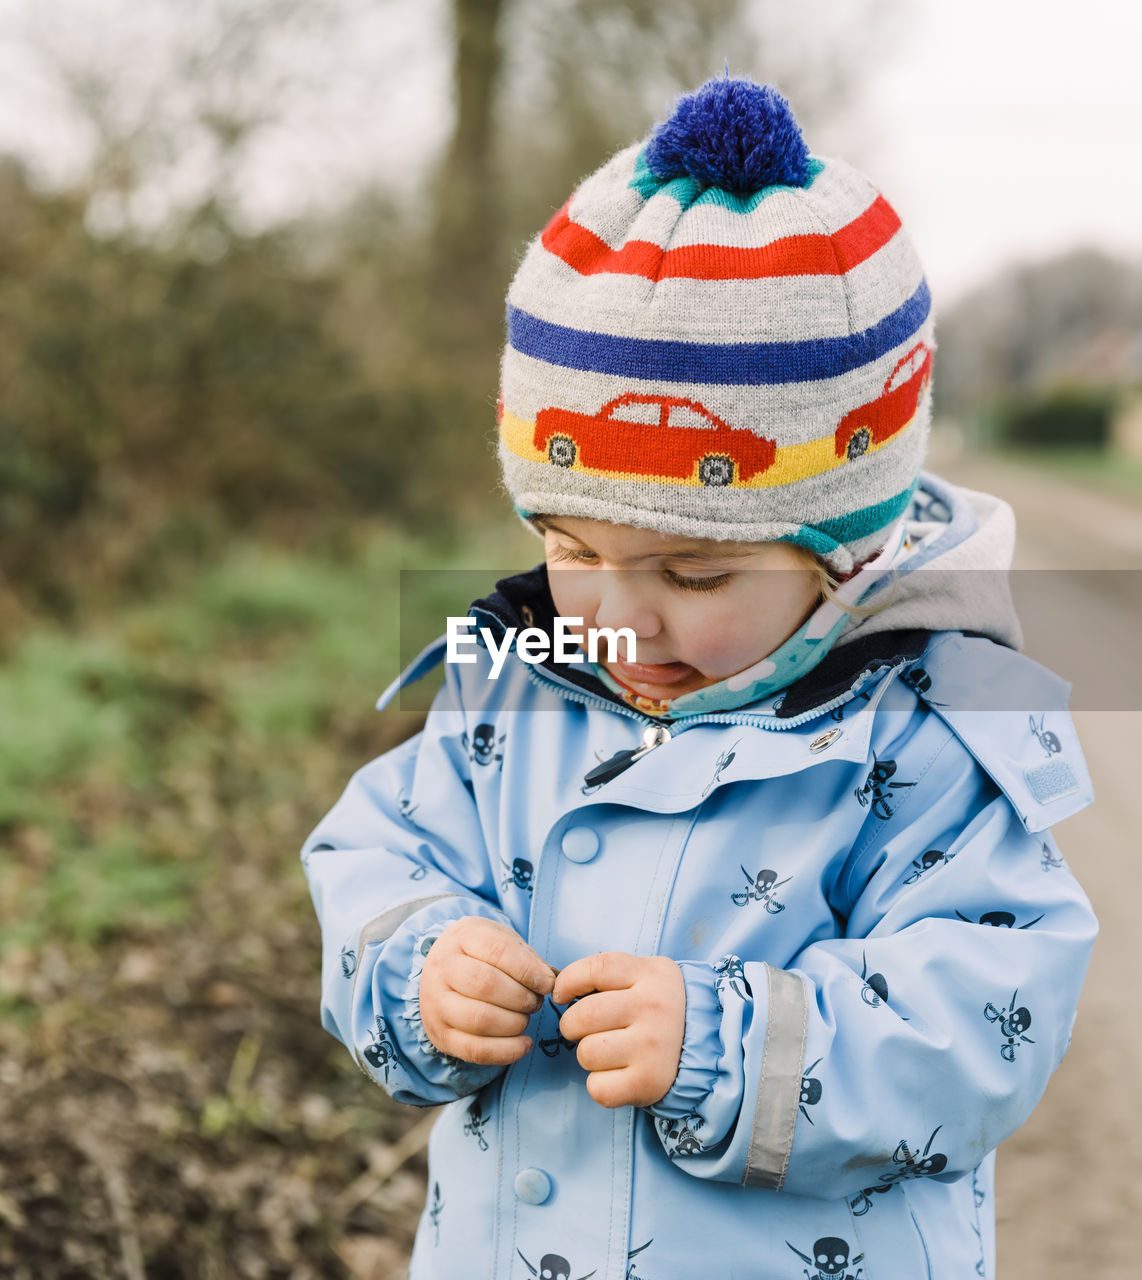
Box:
[356,894,460,950]
[743,964,809,1191]
[348,894,462,1052]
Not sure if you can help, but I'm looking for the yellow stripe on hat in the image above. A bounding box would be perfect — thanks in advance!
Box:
[498,406,923,491]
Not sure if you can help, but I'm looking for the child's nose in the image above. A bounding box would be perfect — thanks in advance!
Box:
[593,570,662,640]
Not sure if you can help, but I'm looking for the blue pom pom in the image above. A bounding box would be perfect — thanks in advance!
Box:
[644,78,810,195]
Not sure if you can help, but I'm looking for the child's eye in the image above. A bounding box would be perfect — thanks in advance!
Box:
[548,543,598,565]
[664,569,734,594]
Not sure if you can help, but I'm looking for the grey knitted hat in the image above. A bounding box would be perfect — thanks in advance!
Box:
[497,77,933,574]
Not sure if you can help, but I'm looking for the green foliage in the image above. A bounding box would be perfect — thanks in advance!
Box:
[993,387,1114,450]
[934,248,1142,420]
[0,634,131,799]
[0,523,533,960]
[992,446,1142,503]
[23,829,195,947]
[0,2,899,638]
[0,168,502,626]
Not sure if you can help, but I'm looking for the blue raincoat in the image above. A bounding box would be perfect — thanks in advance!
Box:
[303,474,1097,1280]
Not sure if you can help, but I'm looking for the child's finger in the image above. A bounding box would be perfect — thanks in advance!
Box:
[574,1028,631,1074]
[436,991,532,1040]
[552,951,640,1003]
[447,954,545,1014]
[583,1065,642,1110]
[558,988,634,1042]
[460,924,556,995]
[438,1029,534,1067]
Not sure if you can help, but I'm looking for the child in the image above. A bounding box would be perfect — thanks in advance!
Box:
[303,79,1097,1279]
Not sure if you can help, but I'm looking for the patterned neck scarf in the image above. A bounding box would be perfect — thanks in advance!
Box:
[592,519,911,720]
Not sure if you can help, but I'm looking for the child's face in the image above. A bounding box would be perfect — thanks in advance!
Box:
[542,515,821,701]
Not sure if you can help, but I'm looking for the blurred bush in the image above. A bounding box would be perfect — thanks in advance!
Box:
[0,161,502,628]
[935,247,1142,439]
[992,386,1115,450]
[0,0,901,639]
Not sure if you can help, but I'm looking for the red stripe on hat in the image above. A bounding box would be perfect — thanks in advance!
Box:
[541,195,901,281]
[830,196,902,272]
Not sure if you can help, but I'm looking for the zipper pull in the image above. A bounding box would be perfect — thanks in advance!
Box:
[582,724,672,788]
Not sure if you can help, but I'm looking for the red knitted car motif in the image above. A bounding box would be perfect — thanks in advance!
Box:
[834,343,932,462]
[534,393,777,485]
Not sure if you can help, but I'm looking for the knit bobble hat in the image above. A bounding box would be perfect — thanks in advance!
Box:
[497,77,934,575]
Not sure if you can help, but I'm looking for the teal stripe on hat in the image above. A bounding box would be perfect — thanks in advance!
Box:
[779,483,916,555]
[628,148,825,212]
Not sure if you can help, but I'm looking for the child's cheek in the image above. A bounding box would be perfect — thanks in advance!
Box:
[547,571,599,632]
[683,613,773,680]
[674,613,740,677]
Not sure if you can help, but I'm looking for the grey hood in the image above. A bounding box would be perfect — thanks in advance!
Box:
[840,470,1023,652]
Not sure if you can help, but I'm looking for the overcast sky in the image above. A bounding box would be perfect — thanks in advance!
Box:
[0,0,1139,306]
[847,0,1142,305]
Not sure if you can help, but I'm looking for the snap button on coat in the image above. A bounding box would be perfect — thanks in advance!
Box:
[561,827,599,863]
[514,1168,552,1204]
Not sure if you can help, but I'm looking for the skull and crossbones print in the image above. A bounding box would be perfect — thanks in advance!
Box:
[516,1249,596,1280]
[462,722,506,769]
[903,847,955,884]
[1028,713,1062,757]
[1040,839,1066,872]
[955,908,1043,929]
[713,953,748,1008]
[463,1096,490,1151]
[537,997,576,1058]
[657,1113,705,1158]
[731,866,791,911]
[853,754,915,820]
[501,855,534,895]
[363,1014,398,1078]
[701,739,741,796]
[429,1181,444,1245]
[984,989,1035,1060]
[849,1127,948,1215]
[786,1236,864,1280]
[799,1058,823,1124]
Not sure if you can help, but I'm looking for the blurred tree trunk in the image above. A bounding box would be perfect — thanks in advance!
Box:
[433,0,505,306]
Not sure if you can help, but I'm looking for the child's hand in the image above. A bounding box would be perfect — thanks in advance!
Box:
[419,917,556,1066]
[553,953,685,1109]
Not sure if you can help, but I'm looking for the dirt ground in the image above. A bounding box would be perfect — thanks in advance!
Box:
[0,712,433,1280]
[1,451,1137,1279]
[933,446,1142,1280]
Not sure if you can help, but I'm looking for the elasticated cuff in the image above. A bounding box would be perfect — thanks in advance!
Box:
[648,961,724,1120]
[362,896,515,1102]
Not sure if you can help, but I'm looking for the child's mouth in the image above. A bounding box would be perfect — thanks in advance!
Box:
[612,657,697,688]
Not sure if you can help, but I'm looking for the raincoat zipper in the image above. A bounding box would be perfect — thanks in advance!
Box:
[469,605,879,729]
[468,604,907,789]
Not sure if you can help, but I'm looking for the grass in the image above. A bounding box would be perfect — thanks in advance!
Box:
[992,446,1142,503]
[0,512,545,1272]
[0,519,537,962]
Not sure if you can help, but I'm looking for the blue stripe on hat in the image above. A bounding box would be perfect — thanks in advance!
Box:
[507,280,930,386]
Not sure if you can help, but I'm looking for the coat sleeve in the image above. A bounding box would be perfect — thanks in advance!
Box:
[301,657,515,1106]
[648,702,1098,1200]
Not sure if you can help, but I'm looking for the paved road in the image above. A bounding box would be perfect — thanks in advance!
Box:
[930,445,1142,1279]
